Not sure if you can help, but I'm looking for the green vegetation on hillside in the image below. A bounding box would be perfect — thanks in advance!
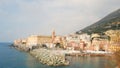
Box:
[76,9,120,34]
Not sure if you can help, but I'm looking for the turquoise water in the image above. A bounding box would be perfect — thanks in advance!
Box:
[0,43,115,68]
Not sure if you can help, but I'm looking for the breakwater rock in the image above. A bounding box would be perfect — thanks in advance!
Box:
[13,44,30,52]
[30,48,69,66]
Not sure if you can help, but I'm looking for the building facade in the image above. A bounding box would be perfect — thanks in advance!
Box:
[26,35,52,46]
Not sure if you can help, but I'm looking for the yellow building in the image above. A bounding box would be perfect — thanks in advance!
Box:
[26,35,52,46]
[105,30,120,52]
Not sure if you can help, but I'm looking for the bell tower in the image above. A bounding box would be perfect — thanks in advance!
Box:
[52,29,55,43]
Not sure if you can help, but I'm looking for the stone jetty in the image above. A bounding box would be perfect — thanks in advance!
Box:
[13,44,69,66]
[30,48,69,66]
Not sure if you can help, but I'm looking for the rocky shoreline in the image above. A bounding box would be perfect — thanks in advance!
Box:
[12,44,69,66]
[12,44,112,66]
[12,44,31,52]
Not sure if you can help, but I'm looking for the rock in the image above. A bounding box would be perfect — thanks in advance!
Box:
[13,44,69,66]
[30,48,69,66]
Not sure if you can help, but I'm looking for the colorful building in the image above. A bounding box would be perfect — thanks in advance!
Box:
[26,35,52,47]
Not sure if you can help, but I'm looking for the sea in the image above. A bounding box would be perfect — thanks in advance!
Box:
[0,43,116,68]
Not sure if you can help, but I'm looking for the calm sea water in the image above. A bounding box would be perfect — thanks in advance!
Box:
[0,43,115,68]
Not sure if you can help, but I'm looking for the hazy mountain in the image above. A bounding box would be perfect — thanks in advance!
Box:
[76,9,120,34]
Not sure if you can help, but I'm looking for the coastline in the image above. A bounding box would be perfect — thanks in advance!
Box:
[12,44,69,66]
[12,44,112,66]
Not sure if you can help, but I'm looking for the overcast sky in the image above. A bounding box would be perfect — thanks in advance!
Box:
[0,0,120,42]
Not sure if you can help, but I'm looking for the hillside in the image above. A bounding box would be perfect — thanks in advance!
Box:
[76,9,120,34]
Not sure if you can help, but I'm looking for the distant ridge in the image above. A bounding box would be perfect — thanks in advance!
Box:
[76,9,120,34]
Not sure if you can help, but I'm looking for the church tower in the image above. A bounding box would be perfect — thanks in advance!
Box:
[52,29,55,43]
